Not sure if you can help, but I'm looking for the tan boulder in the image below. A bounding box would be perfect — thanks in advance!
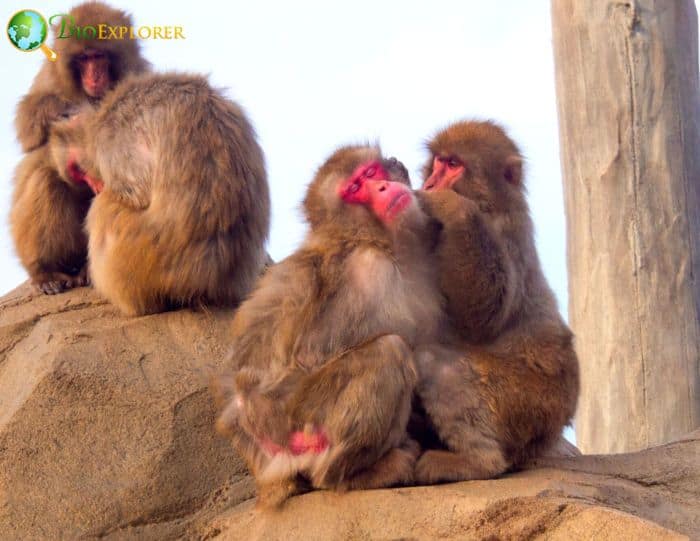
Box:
[205,432,698,540]
[1,284,697,540]
[0,283,251,539]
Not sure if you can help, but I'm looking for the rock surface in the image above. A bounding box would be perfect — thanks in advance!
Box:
[0,283,251,539]
[1,284,698,540]
[204,431,699,541]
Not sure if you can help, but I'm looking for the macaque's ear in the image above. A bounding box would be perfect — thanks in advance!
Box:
[504,155,523,186]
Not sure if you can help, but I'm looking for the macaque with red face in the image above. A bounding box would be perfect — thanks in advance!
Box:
[10,1,150,294]
[73,49,111,99]
[408,120,579,483]
[67,73,269,316]
[214,145,445,508]
[11,112,98,293]
[15,2,150,152]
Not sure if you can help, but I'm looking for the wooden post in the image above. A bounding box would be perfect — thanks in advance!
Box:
[551,0,700,453]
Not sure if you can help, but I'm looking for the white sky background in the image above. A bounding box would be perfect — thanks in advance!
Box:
[1,0,698,309]
[1,0,570,306]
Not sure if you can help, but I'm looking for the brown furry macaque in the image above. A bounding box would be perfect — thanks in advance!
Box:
[10,115,96,294]
[63,72,270,316]
[11,2,150,294]
[15,2,150,152]
[214,146,445,507]
[411,120,579,484]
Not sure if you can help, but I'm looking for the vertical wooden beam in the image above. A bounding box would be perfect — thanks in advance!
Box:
[551,0,700,452]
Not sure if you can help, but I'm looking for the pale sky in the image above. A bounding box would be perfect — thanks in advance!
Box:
[1,1,572,309]
[4,1,697,311]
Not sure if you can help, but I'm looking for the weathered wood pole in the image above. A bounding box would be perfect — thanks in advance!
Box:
[551,0,700,453]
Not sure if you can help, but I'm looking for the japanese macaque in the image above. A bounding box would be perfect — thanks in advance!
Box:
[61,73,269,316]
[214,146,445,507]
[10,116,97,294]
[412,120,579,483]
[11,1,150,293]
[15,2,150,152]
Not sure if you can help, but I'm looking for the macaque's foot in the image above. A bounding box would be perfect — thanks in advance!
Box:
[256,477,302,510]
[342,443,419,491]
[73,265,91,287]
[33,268,89,295]
[400,437,422,460]
[415,448,508,485]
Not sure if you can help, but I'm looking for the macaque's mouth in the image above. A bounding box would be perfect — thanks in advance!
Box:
[83,81,108,97]
[385,191,411,219]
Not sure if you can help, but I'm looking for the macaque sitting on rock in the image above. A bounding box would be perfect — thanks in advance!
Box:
[10,1,150,294]
[60,72,271,316]
[214,145,446,507]
[410,120,580,483]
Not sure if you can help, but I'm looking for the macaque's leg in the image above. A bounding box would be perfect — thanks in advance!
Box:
[342,438,420,490]
[256,477,307,509]
[87,194,165,316]
[291,334,417,490]
[11,156,90,295]
[415,445,508,485]
[413,345,509,485]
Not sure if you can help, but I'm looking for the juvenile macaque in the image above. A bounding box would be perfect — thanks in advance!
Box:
[412,120,579,483]
[11,1,150,293]
[63,73,270,316]
[214,146,445,507]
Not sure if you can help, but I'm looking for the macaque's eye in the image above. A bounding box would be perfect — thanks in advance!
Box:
[364,166,376,179]
[348,180,361,194]
[447,158,461,169]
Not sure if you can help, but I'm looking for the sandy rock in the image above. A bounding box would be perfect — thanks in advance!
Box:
[203,432,698,540]
[1,284,698,540]
[0,283,251,539]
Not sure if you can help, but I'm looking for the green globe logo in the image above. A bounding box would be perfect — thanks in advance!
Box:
[7,9,57,61]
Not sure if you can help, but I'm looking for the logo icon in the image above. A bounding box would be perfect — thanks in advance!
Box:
[7,9,57,61]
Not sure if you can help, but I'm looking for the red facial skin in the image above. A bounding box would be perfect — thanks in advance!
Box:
[339,161,414,225]
[66,150,104,194]
[422,156,465,191]
[78,50,111,98]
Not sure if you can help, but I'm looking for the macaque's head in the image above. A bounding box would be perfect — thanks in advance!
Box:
[49,110,103,194]
[422,120,527,213]
[52,2,150,100]
[304,146,422,237]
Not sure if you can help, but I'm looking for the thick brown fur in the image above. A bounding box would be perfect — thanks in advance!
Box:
[10,125,93,294]
[214,146,444,507]
[15,1,150,152]
[412,120,579,483]
[11,2,150,294]
[72,72,270,316]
